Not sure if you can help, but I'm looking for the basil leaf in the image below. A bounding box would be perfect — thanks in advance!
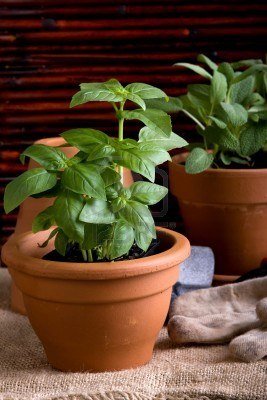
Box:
[119,200,156,237]
[135,231,153,252]
[53,190,84,242]
[70,80,124,107]
[139,127,188,150]
[38,228,59,248]
[145,96,183,113]
[62,163,106,200]
[113,148,155,182]
[185,148,214,174]
[20,144,68,170]
[125,83,166,100]
[79,199,115,224]
[32,206,55,233]
[129,182,168,205]
[137,143,171,165]
[85,144,115,161]
[4,168,57,213]
[61,128,110,152]
[55,229,69,256]
[101,167,121,187]
[108,220,135,260]
[125,93,146,110]
[123,108,172,137]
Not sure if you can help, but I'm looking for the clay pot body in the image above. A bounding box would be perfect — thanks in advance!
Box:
[2,227,190,372]
[11,137,134,314]
[169,153,267,277]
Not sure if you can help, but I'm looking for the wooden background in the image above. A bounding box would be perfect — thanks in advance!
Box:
[1,0,267,245]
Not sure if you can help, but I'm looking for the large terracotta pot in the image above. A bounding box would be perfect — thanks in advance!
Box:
[11,137,134,315]
[169,153,267,278]
[2,227,190,372]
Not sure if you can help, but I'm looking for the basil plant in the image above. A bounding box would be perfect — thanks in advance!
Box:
[147,55,267,174]
[4,79,187,261]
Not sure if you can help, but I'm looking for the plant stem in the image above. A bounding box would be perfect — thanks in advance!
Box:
[118,102,125,183]
[81,249,87,262]
[87,249,93,262]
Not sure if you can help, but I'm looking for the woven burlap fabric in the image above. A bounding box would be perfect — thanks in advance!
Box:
[0,270,266,400]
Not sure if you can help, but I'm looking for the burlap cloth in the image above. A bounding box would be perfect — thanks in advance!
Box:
[0,269,266,400]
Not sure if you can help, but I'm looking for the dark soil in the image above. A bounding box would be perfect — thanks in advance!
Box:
[43,238,161,263]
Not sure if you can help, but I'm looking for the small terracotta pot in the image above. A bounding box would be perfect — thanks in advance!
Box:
[2,227,190,372]
[11,137,134,315]
[169,153,267,278]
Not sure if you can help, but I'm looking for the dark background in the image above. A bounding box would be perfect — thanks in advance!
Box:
[1,0,267,246]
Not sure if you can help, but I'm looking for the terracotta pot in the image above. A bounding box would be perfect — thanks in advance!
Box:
[11,137,134,315]
[2,227,190,372]
[169,153,267,278]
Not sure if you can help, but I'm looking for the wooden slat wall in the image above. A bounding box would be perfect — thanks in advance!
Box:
[1,0,267,243]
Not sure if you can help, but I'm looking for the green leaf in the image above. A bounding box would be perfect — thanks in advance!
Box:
[248,105,267,121]
[231,59,263,69]
[55,229,69,256]
[108,220,135,260]
[111,197,126,213]
[61,129,110,152]
[129,182,168,205]
[229,76,255,104]
[232,64,267,84]
[137,143,171,165]
[220,152,232,166]
[125,83,166,100]
[220,103,248,127]
[240,122,267,156]
[53,190,84,242]
[217,62,235,84]
[4,168,57,213]
[124,93,146,110]
[20,144,68,170]
[197,54,218,71]
[135,231,153,252]
[188,84,210,101]
[67,151,88,167]
[204,126,240,152]
[101,167,121,187]
[185,148,214,174]
[123,108,172,137]
[113,147,155,182]
[207,116,227,129]
[32,206,55,233]
[139,127,188,150]
[80,199,115,224]
[119,200,156,237]
[85,144,115,161]
[70,79,125,107]
[145,96,183,113]
[211,71,228,105]
[62,163,106,200]
[82,223,104,250]
[38,228,59,248]
[174,62,212,80]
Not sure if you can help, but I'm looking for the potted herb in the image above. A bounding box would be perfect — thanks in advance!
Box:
[148,56,267,282]
[2,79,190,372]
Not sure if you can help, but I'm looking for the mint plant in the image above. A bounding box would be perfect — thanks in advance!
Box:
[146,55,267,173]
[4,79,187,261]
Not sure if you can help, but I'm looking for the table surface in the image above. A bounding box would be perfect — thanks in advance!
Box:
[0,268,266,400]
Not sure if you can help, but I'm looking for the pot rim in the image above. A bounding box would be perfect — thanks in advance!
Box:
[2,227,190,280]
[171,152,267,175]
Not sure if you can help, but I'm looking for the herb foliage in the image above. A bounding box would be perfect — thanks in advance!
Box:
[4,79,187,261]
